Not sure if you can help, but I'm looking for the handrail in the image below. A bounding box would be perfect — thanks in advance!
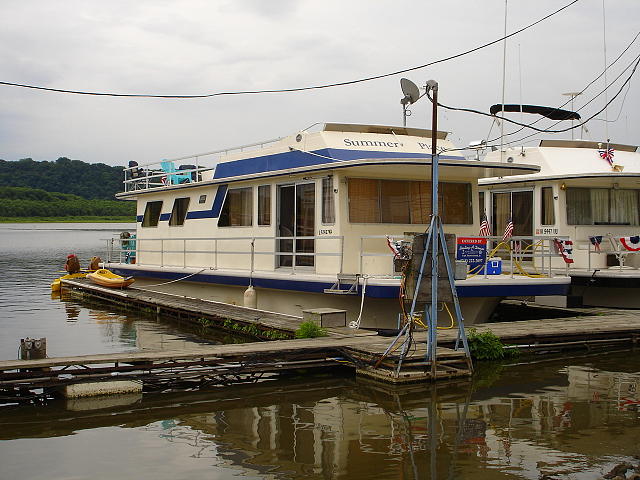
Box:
[586,233,639,271]
[358,234,571,278]
[121,136,286,193]
[124,136,285,170]
[107,234,344,275]
[107,233,571,279]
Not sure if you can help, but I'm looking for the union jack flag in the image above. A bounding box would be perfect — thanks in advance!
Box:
[599,147,615,166]
[503,217,514,241]
[479,212,492,237]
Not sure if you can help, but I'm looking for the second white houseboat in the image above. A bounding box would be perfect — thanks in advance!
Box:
[479,118,640,308]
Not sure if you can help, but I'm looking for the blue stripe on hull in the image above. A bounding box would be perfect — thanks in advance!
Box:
[109,267,569,298]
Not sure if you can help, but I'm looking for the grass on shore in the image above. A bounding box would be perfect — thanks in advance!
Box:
[0,216,136,223]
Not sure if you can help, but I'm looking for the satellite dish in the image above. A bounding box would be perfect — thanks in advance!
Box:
[400,78,420,105]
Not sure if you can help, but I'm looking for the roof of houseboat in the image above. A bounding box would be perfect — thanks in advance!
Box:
[118,123,542,198]
[479,139,640,185]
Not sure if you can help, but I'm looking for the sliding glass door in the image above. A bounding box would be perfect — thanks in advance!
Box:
[277,183,315,268]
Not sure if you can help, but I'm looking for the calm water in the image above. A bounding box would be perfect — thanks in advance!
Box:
[1,224,639,480]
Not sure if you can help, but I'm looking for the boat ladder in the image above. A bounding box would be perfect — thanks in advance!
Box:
[323,274,360,295]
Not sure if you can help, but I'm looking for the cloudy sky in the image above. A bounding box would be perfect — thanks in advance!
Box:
[1,0,638,167]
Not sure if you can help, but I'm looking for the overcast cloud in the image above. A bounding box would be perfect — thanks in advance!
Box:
[0,0,638,167]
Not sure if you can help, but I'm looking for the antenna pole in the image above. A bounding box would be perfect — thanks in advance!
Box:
[562,92,582,140]
[602,0,609,140]
[499,0,508,161]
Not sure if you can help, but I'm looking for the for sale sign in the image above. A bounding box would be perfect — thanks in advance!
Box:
[456,237,487,273]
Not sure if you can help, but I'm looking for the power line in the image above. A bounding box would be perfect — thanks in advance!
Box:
[0,0,581,99]
[492,29,640,142]
[439,54,640,154]
[495,50,640,147]
[431,52,640,136]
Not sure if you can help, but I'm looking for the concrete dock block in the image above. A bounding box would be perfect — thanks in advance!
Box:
[62,380,143,398]
[66,393,143,411]
[302,308,347,327]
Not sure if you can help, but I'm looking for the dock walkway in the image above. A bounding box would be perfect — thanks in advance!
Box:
[2,280,639,400]
[62,278,307,337]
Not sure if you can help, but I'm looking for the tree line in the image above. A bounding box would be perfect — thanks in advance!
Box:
[0,157,125,200]
[0,186,135,218]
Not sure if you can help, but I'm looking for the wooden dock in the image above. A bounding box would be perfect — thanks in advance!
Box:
[61,277,305,338]
[2,280,639,401]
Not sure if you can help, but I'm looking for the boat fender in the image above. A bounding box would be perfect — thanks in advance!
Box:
[243,285,257,309]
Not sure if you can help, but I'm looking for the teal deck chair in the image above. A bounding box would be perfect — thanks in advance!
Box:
[160,161,191,185]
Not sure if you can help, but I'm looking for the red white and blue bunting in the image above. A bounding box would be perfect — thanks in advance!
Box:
[554,238,575,264]
[619,236,640,252]
[588,235,603,252]
[598,144,624,172]
[599,147,615,166]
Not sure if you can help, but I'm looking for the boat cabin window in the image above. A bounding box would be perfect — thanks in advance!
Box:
[198,195,207,204]
[218,187,253,227]
[322,176,335,224]
[541,187,555,225]
[347,178,472,224]
[141,201,163,227]
[169,197,190,226]
[258,185,271,226]
[566,187,640,225]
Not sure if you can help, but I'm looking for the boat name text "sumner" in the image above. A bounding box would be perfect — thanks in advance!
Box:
[343,139,402,148]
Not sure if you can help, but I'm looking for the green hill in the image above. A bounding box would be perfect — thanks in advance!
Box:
[0,157,125,200]
[0,186,135,218]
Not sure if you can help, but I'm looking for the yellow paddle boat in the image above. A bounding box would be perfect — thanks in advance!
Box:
[51,272,88,292]
[87,269,135,288]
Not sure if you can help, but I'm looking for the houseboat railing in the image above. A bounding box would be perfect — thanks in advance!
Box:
[107,234,570,279]
[358,235,570,278]
[587,233,639,271]
[107,235,344,276]
[122,136,284,193]
[477,235,571,278]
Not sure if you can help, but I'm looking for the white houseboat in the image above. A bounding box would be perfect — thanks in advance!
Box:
[479,111,640,307]
[105,123,570,327]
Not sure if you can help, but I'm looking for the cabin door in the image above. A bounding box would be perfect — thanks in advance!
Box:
[277,183,315,268]
[492,190,533,240]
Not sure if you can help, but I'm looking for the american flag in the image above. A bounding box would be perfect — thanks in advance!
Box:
[479,212,492,237]
[599,147,615,166]
[503,216,514,241]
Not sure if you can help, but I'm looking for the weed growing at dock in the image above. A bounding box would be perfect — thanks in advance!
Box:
[222,319,290,340]
[467,328,518,361]
[295,321,327,339]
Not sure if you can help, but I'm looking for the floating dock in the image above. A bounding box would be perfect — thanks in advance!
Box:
[1,279,639,402]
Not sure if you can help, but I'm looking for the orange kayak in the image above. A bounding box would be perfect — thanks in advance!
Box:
[87,269,135,288]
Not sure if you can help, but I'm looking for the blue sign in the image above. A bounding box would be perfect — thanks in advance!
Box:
[456,237,487,273]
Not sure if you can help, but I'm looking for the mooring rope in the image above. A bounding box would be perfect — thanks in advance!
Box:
[135,268,207,289]
[348,276,369,329]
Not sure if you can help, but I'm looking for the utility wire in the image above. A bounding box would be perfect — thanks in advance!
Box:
[438,55,640,154]
[492,50,640,147]
[0,0,581,99]
[492,29,640,142]
[430,53,640,137]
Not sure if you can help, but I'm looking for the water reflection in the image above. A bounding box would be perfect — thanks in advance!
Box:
[1,353,639,480]
[2,224,640,479]
[0,223,251,358]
